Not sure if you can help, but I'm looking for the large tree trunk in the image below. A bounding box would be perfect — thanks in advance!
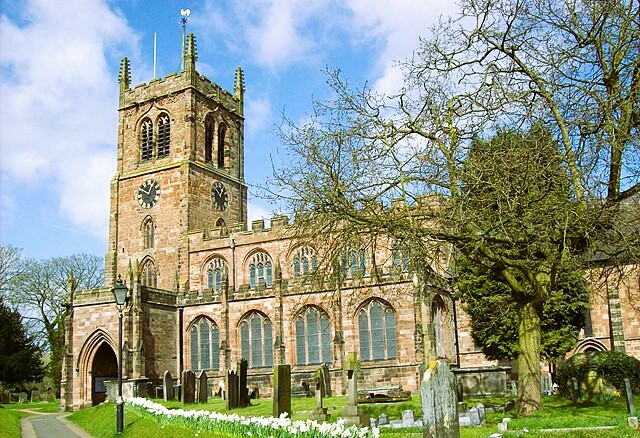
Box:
[516,300,542,415]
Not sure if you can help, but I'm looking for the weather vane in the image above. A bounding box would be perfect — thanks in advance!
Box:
[180,8,191,70]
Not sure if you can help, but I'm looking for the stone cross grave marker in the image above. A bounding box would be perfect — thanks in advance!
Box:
[342,352,367,426]
[321,363,331,397]
[163,370,174,401]
[182,370,196,404]
[197,370,208,403]
[421,359,460,438]
[272,364,292,418]
[310,367,330,422]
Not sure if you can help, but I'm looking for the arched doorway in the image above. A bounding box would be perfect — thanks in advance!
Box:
[91,342,117,405]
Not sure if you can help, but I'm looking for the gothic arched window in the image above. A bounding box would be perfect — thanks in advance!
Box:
[205,117,214,163]
[292,247,317,277]
[141,260,157,288]
[391,243,410,272]
[295,306,332,365]
[205,258,227,294]
[248,252,272,289]
[140,118,154,161]
[189,317,220,371]
[358,299,397,361]
[239,312,273,368]
[217,123,226,169]
[142,217,154,249]
[341,248,367,278]
[432,295,447,358]
[157,113,171,158]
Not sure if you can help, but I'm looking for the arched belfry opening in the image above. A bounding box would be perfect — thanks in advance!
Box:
[91,342,117,405]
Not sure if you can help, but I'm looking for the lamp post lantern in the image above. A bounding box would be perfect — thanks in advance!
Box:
[111,274,129,434]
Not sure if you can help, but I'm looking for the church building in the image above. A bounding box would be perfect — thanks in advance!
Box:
[60,35,640,410]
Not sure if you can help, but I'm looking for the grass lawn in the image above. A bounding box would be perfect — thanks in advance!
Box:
[0,401,61,438]
[64,394,639,438]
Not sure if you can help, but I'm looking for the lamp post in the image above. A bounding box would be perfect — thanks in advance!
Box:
[111,275,129,435]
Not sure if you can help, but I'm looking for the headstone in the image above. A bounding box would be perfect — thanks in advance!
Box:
[476,403,486,424]
[370,418,377,427]
[628,417,639,430]
[402,409,415,426]
[163,370,174,401]
[182,370,196,404]
[468,407,480,425]
[421,359,460,438]
[458,414,471,427]
[379,413,389,426]
[272,364,292,418]
[342,352,367,426]
[197,370,208,403]
[571,377,580,404]
[498,422,508,432]
[510,381,517,397]
[624,378,636,416]
[18,393,28,403]
[321,363,332,397]
[310,368,329,421]
[238,359,249,408]
[174,384,182,401]
[225,370,238,410]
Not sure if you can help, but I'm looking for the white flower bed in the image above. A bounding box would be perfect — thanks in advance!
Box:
[127,397,380,438]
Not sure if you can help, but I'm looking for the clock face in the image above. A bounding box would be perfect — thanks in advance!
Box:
[211,181,229,211]
[137,179,161,208]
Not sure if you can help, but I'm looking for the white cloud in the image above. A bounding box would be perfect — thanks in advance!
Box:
[247,201,272,229]
[0,0,138,242]
[245,95,272,139]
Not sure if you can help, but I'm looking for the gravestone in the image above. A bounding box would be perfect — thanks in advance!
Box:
[238,359,249,408]
[421,359,460,438]
[18,393,27,403]
[571,377,581,404]
[182,370,196,404]
[225,370,238,410]
[272,364,292,418]
[197,370,208,403]
[475,403,486,424]
[378,413,389,426]
[468,407,480,425]
[402,410,415,426]
[510,381,517,397]
[624,378,636,416]
[321,363,332,397]
[342,352,367,426]
[310,368,330,421]
[163,370,174,401]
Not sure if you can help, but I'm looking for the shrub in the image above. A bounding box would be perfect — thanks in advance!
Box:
[556,350,640,400]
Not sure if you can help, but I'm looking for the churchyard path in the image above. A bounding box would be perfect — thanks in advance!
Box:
[20,410,95,438]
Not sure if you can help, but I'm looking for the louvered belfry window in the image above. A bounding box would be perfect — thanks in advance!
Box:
[157,114,170,158]
[140,119,153,161]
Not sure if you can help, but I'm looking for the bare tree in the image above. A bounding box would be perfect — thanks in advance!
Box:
[8,254,103,393]
[270,0,639,415]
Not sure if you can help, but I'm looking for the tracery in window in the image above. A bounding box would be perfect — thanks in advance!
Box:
[205,117,214,162]
[358,299,397,361]
[391,244,410,272]
[142,217,154,249]
[217,123,226,169]
[140,118,154,161]
[157,114,171,158]
[341,248,367,278]
[295,306,332,365]
[189,316,220,371]
[292,246,317,277]
[239,312,273,368]
[141,259,157,288]
[248,252,272,289]
[205,257,227,294]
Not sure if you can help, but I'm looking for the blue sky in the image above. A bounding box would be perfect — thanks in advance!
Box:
[0,0,457,261]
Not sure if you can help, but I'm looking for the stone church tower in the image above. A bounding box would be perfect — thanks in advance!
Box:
[104,34,247,291]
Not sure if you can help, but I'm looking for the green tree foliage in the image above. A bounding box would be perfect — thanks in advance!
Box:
[0,297,45,387]
[457,255,589,362]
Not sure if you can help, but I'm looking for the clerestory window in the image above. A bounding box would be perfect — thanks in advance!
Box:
[206,258,227,294]
[141,259,157,288]
[292,246,317,277]
[248,252,272,289]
